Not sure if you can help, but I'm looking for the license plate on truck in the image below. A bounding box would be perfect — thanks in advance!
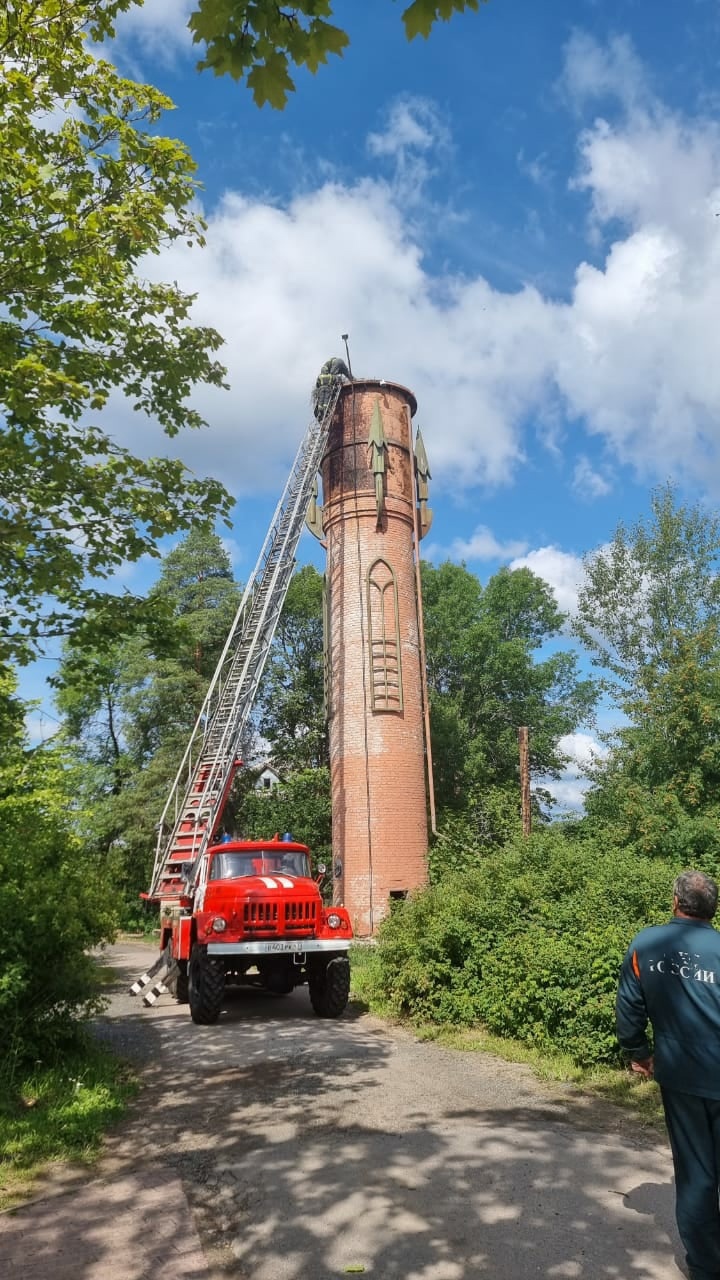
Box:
[207,939,351,956]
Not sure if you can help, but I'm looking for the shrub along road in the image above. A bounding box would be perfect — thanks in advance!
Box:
[2,942,687,1279]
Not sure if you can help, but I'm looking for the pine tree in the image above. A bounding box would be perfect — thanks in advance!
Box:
[57,529,241,907]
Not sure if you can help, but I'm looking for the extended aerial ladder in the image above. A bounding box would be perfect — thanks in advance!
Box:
[145,378,344,908]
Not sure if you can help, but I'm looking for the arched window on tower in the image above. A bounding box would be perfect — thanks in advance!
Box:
[366,558,403,712]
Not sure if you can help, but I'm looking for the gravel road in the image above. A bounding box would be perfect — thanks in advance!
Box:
[86,939,686,1279]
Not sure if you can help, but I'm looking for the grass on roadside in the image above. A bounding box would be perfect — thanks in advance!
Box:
[417,1023,666,1130]
[0,1039,137,1210]
[349,942,665,1132]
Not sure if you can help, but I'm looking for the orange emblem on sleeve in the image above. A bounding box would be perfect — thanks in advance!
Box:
[632,949,641,979]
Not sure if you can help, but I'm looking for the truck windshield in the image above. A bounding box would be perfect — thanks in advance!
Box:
[209,850,312,881]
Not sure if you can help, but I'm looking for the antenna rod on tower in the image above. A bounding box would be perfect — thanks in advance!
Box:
[341,333,353,378]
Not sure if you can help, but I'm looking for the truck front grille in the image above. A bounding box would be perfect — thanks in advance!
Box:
[284,899,318,931]
[241,898,317,935]
[243,900,279,930]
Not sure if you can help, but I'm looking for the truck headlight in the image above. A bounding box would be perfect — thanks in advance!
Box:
[212,917,227,933]
[326,912,341,929]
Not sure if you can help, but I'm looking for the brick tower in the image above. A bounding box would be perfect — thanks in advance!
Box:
[318,378,430,935]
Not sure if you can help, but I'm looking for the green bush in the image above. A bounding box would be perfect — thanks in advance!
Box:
[428,787,522,881]
[373,830,680,1066]
[0,740,117,1074]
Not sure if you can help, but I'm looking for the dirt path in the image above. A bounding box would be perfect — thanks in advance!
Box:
[4,941,688,1279]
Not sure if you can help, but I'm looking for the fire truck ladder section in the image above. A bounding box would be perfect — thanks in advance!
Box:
[145,381,343,908]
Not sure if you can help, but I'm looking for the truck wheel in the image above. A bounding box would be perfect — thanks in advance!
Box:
[309,956,350,1018]
[189,947,225,1025]
[175,961,189,1005]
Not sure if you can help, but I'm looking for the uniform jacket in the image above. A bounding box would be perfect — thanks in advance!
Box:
[616,916,720,1098]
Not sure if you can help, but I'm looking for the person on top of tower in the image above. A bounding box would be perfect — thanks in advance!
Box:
[313,356,350,419]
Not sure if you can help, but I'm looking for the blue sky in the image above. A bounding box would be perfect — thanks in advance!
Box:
[25,0,720,802]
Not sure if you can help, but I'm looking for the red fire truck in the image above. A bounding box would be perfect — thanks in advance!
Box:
[159,836,351,1024]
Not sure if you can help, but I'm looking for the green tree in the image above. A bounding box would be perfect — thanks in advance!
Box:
[422,561,596,824]
[57,530,241,904]
[237,767,331,867]
[56,641,137,801]
[576,488,720,866]
[230,564,329,860]
[189,0,487,107]
[245,560,595,859]
[574,484,720,697]
[0,671,116,1069]
[123,529,241,764]
[256,565,327,772]
[584,628,720,867]
[1,0,230,664]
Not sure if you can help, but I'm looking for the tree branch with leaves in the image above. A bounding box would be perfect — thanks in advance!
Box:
[0,0,232,663]
[189,0,487,108]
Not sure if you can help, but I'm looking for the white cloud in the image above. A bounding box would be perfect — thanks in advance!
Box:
[509,546,586,616]
[220,537,247,568]
[113,0,194,64]
[541,731,607,814]
[541,775,591,815]
[556,101,720,487]
[445,525,529,562]
[557,731,608,769]
[133,176,556,496]
[574,111,720,242]
[367,95,451,160]
[517,149,553,188]
[367,96,452,194]
[560,31,650,113]
[101,47,720,506]
[572,455,612,499]
[25,712,58,744]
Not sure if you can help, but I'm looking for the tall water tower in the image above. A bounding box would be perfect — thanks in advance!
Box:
[310,372,433,935]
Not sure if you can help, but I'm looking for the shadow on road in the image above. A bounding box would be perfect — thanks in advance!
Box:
[2,943,685,1280]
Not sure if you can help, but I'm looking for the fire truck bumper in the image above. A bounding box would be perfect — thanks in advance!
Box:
[206,939,351,956]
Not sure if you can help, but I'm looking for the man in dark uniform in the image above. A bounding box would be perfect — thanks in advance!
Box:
[617,870,720,1280]
[313,356,350,419]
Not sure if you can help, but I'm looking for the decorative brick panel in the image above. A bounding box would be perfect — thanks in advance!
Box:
[321,380,429,935]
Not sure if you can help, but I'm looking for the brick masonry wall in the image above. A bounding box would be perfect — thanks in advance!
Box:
[321,380,429,935]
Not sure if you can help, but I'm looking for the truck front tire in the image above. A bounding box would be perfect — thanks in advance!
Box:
[189,946,225,1025]
[308,956,350,1018]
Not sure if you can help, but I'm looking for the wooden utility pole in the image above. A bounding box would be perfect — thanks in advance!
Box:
[518,726,531,837]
